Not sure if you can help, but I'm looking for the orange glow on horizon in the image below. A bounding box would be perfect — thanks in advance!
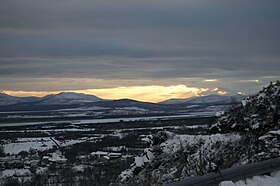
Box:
[217,90,227,95]
[3,85,208,103]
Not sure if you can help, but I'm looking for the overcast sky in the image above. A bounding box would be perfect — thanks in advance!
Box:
[0,0,279,102]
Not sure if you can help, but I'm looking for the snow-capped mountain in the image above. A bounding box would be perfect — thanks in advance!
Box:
[0,93,26,106]
[0,92,103,107]
[38,92,103,105]
[160,94,247,105]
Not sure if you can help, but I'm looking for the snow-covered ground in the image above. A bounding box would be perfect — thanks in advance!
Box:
[60,137,99,147]
[220,170,280,186]
[1,128,95,133]
[0,112,215,127]
[160,133,241,154]
[74,113,214,125]
[3,137,99,155]
[3,138,54,154]
[116,124,208,132]
[119,148,155,182]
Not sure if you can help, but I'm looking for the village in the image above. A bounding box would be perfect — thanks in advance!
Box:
[0,116,211,185]
[0,143,134,186]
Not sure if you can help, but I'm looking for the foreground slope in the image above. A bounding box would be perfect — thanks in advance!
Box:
[116,81,280,185]
[210,81,280,133]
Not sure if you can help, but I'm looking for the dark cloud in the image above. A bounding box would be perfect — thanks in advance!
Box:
[0,0,280,93]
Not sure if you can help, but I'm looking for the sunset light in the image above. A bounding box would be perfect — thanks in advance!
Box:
[4,85,209,103]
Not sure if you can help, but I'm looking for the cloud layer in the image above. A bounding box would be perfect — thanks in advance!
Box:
[0,0,279,100]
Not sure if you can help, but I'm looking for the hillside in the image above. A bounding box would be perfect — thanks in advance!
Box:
[210,81,280,133]
[116,81,280,185]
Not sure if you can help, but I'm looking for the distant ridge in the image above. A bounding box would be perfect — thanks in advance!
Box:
[160,94,248,105]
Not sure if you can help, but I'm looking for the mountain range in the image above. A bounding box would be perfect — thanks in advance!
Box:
[0,92,248,111]
[0,92,103,106]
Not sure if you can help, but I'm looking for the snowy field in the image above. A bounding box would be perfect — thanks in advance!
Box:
[3,137,98,155]
[3,137,54,154]
[73,112,214,124]
[0,111,216,127]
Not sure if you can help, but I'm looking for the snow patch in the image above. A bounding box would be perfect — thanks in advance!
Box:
[219,170,280,186]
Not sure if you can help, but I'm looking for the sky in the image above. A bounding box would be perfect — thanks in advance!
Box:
[0,0,280,102]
